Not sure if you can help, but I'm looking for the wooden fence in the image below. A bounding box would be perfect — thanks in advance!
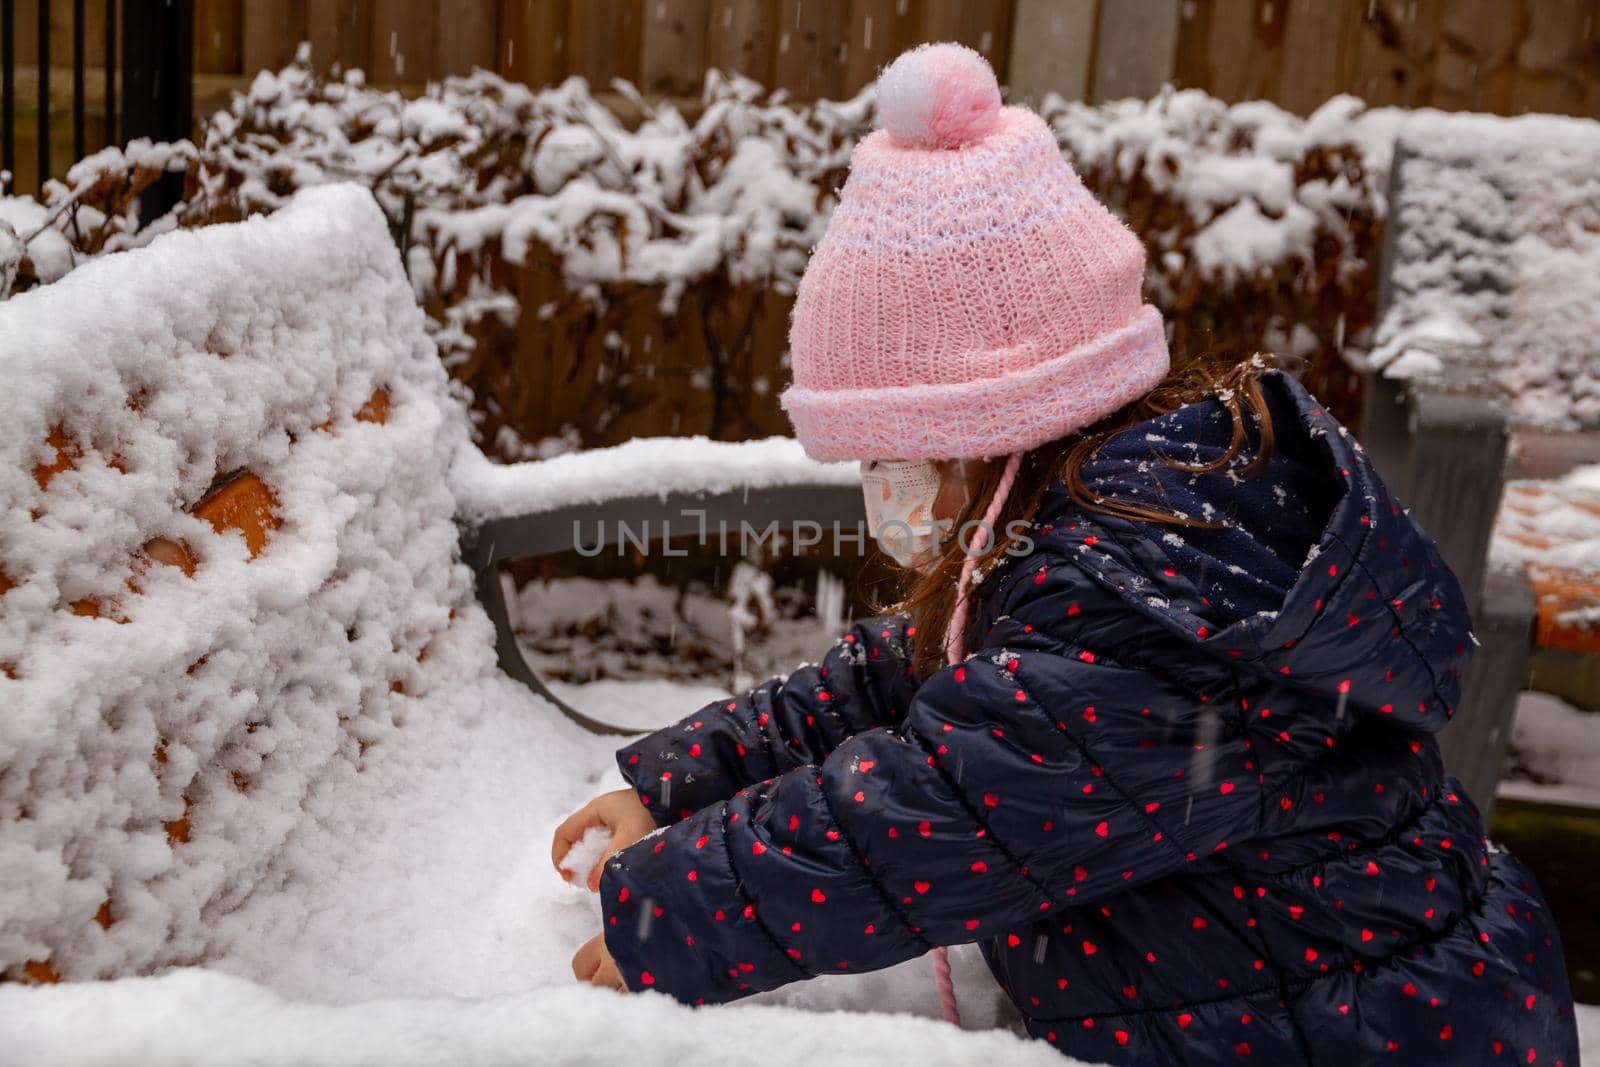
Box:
[7,1,1600,196]
[206,0,1011,100]
[1175,0,1600,120]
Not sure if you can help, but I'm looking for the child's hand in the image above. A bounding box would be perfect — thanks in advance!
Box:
[572,933,628,991]
[551,788,656,891]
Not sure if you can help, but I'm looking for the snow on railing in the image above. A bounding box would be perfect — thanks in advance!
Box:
[453,435,857,523]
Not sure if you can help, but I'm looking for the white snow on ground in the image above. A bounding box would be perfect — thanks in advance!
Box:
[4,965,1061,1067]
[1499,691,1600,812]
[0,666,1046,1064]
[0,184,1051,1064]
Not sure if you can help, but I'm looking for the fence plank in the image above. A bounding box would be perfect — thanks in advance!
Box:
[1175,0,1283,102]
[1089,0,1178,102]
[706,0,774,84]
[1347,0,1442,109]
[640,0,709,95]
[368,0,433,83]
[306,0,373,75]
[772,0,845,99]
[913,0,1012,79]
[1272,0,1361,115]
[499,0,566,87]
[1507,0,1599,116]
[841,0,914,94]
[1006,0,1094,103]
[242,0,307,75]
[12,0,34,64]
[566,0,641,90]
[194,0,242,74]
[436,0,497,77]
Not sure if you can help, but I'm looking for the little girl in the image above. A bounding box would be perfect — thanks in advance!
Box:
[552,44,1577,1065]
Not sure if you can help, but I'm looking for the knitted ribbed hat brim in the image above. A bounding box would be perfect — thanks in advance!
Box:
[781,305,1169,461]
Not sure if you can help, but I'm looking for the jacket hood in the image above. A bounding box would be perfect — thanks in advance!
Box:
[1048,371,1474,733]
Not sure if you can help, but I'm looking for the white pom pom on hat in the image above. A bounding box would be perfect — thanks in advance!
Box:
[876,42,1003,150]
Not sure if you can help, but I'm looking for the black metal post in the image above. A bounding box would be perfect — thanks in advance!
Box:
[121,0,193,221]
[35,0,46,191]
[72,0,84,161]
[1,0,13,189]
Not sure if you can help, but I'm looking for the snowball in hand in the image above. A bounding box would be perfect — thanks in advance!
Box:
[558,825,615,885]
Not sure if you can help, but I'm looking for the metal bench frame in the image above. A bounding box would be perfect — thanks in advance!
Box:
[460,482,865,735]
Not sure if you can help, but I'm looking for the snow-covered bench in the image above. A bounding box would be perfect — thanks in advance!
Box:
[1356,113,1600,815]
[0,184,521,986]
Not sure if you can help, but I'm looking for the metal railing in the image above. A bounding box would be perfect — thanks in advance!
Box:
[1,0,192,211]
[461,480,865,736]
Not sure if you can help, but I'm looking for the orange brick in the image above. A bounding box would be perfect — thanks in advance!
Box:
[0,567,11,596]
[95,900,113,929]
[70,598,103,618]
[355,388,391,425]
[1530,568,1600,654]
[21,959,60,983]
[193,473,280,559]
[141,537,198,578]
[166,796,193,845]
[33,426,79,490]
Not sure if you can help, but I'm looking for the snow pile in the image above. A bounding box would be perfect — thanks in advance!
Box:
[0,194,75,286]
[1501,691,1600,811]
[0,182,499,980]
[4,966,1068,1067]
[197,54,863,346]
[1041,90,1398,292]
[1363,112,1600,431]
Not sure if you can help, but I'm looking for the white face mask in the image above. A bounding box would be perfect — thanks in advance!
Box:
[860,460,960,568]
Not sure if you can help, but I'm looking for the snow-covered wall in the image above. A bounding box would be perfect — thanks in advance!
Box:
[0,183,511,981]
[1364,112,1600,432]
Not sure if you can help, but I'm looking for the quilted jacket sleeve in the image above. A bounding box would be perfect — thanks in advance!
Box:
[598,565,1263,1004]
[615,616,922,825]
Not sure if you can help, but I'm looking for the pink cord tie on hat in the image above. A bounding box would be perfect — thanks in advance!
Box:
[929,448,1024,1029]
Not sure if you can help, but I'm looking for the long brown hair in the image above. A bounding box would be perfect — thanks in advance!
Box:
[895,353,1279,679]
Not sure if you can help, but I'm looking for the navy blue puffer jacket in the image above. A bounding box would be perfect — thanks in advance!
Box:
[600,372,1577,1065]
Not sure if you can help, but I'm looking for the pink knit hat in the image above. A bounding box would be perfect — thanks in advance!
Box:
[781,43,1169,462]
